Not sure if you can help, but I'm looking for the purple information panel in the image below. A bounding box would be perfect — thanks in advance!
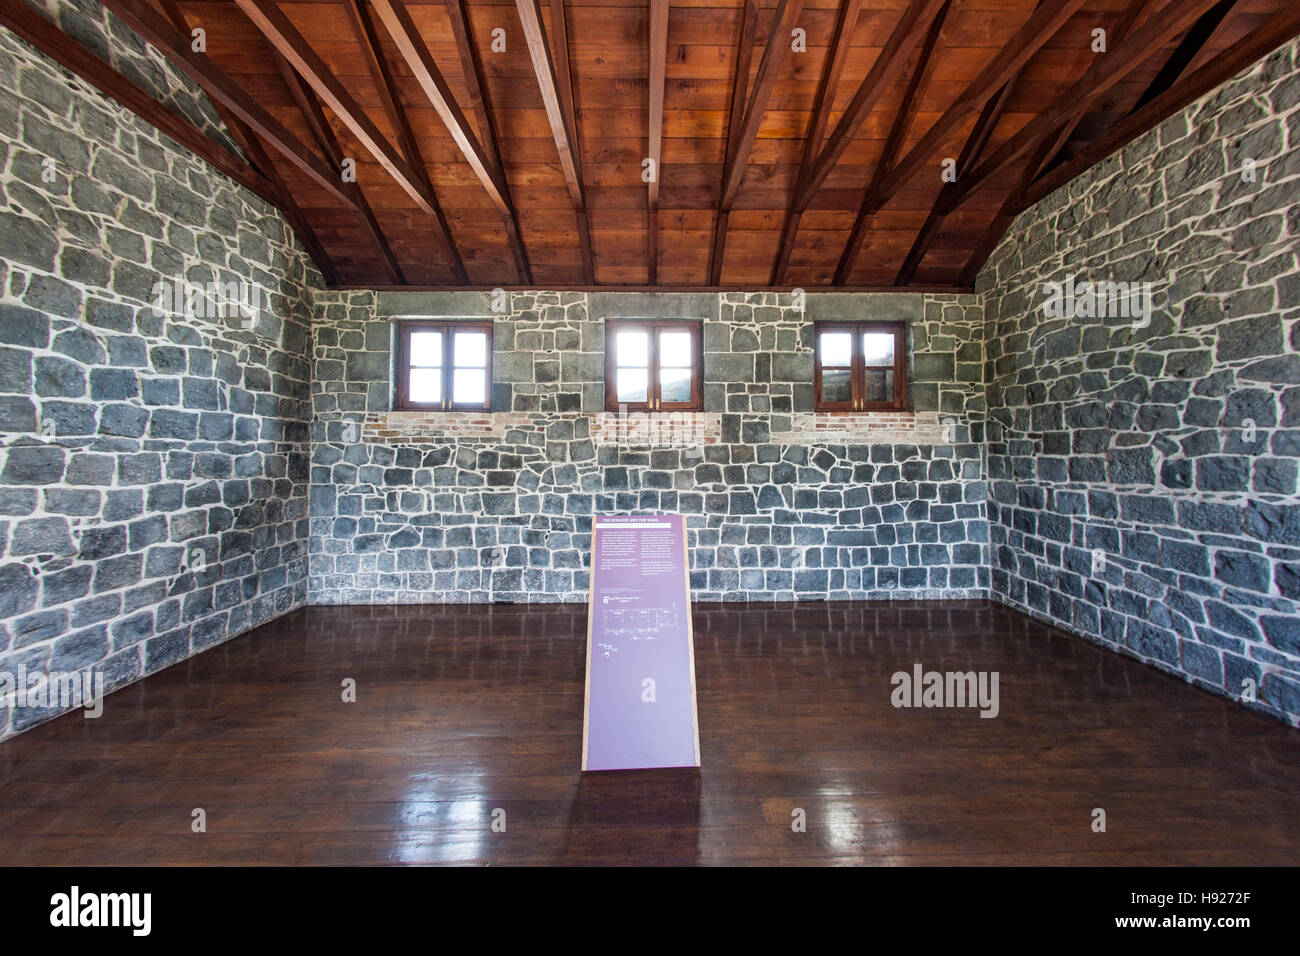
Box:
[581,515,700,771]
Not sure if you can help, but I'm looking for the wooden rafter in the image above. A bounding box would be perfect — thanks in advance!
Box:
[271,50,404,284]
[233,0,465,282]
[719,0,804,211]
[345,0,478,281]
[789,0,950,214]
[857,0,1090,218]
[343,0,435,194]
[442,0,532,282]
[954,0,1161,284]
[96,0,357,208]
[366,0,525,284]
[366,0,502,210]
[833,0,950,285]
[647,0,670,284]
[547,0,594,283]
[771,0,863,285]
[708,0,759,285]
[515,0,594,282]
[894,77,1015,285]
[710,0,805,284]
[937,0,1227,218]
[1133,0,1240,112]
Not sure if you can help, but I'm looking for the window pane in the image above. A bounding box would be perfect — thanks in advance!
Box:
[660,367,692,404]
[454,331,487,368]
[409,330,442,368]
[819,331,852,367]
[862,332,895,366]
[658,330,692,367]
[452,368,486,405]
[821,368,852,404]
[409,368,441,404]
[616,367,648,403]
[863,369,894,404]
[617,329,649,368]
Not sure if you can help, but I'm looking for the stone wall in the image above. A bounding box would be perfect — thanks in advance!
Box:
[978,39,1300,725]
[308,290,990,604]
[0,24,318,739]
[20,0,241,155]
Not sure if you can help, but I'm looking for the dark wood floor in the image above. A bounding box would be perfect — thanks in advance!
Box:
[2,600,1297,865]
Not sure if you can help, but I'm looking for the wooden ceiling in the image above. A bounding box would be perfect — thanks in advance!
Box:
[12,0,1300,288]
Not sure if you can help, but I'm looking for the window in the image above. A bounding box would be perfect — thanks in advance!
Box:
[604,320,703,412]
[814,321,907,411]
[394,320,493,411]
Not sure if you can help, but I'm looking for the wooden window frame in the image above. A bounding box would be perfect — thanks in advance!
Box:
[604,319,704,412]
[813,321,908,412]
[393,320,494,412]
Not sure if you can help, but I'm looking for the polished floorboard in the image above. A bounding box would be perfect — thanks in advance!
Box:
[2,600,1298,865]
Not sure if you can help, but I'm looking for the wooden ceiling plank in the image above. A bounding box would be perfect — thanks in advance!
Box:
[95,0,356,208]
[833,0,950,286]
[772,0,863,285]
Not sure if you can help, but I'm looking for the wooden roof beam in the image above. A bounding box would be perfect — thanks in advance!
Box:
[936,0,1227,219]
[647,0,669,284]
[707,0,760,285]
[771,0,863,285]
[515,0,594,282]
[233,0,466,282]
[271,50,404,284]
[958,0,1300,286]
[442,0,532,282]
[894,76,1015,285]
[789,0,951,214]
[833,0,951,285]
[854,0,1090,217]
